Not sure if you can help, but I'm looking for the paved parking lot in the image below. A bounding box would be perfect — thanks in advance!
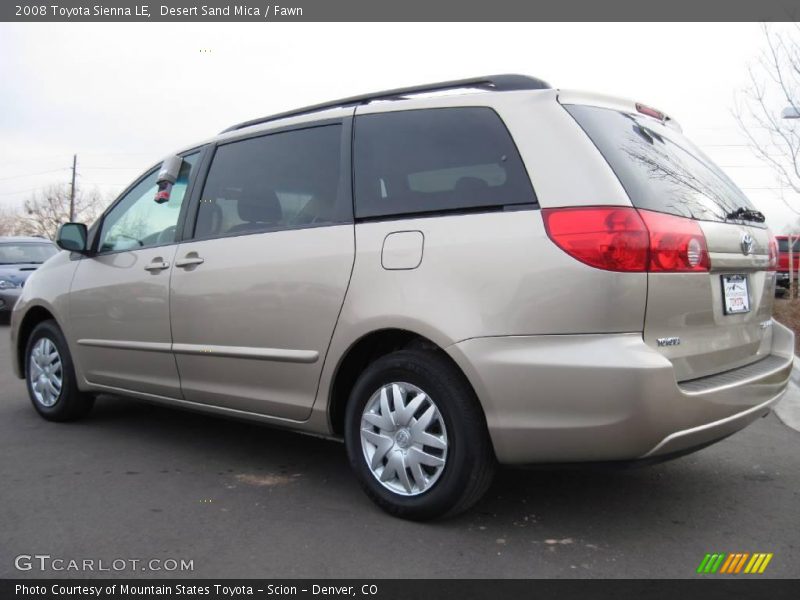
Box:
[1,323,798,579]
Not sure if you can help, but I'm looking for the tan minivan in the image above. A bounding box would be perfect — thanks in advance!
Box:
[9,75,795,519]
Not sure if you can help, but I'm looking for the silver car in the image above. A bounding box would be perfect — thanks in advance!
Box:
[9,75,794,519]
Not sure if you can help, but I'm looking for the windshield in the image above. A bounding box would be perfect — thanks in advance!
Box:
[0,242,58,264]
[564,104,761,225]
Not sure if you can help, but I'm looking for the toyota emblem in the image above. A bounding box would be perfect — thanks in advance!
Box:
[741,233,754,256]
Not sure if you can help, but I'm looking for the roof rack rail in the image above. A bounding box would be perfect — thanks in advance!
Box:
[220,74,551,133]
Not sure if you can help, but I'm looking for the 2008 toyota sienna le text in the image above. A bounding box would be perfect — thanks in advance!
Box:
[9,75,795,520]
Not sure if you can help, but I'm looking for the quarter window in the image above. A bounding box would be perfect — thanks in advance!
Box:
[98,153,199,252]
[194,125,344,239]
[354,107,535,219]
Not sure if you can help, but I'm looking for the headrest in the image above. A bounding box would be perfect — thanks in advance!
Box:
[237,190,282,223]
[454,176,490,193]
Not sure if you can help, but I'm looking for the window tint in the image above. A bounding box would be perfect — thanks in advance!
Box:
[98,153,199,252]
[778,239,800,252]
[354,108,535,219]
[565,104,759,224]
[194,125,344,239]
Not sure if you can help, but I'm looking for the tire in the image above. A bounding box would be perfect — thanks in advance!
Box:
[25,320,94,422]
[344,348,495,520]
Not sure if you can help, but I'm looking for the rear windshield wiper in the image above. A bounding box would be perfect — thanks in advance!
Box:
[726,207,766,223]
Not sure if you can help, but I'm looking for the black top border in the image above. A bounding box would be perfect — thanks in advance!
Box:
[3,0,800,22]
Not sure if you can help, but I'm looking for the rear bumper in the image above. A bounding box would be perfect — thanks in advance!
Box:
[447,320,794,464]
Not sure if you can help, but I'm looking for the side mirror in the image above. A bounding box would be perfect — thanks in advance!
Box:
[154,155,184,204]
[56,222,89,253]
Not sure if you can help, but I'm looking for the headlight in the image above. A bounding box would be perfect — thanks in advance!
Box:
[0,279,21,290]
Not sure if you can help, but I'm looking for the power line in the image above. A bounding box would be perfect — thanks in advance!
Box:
[0,155,72,167]
[80,165,144,170]
[0,187,44,196]
[0,168,68,182]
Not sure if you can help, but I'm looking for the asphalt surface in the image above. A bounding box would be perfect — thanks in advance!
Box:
[1,323,798,579]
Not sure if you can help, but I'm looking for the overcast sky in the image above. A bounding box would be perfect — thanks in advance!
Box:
[2,22,799,231]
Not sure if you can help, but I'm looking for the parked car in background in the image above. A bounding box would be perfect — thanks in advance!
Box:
[8,75,795,520]
[775,235,800,295]
[0,237,58,321]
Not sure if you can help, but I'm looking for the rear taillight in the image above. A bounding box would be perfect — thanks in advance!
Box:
[638,210,709,272]
[541,207,649,272]
[767,230,778,271]
[542,206,710,273]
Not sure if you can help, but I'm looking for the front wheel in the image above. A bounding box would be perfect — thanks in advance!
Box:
[344,348,495,520]
[25,320,94,422]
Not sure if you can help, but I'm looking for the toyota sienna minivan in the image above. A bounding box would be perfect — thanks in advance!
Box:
[9,75,794,520]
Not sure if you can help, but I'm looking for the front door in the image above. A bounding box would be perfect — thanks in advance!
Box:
[68,153,200,398]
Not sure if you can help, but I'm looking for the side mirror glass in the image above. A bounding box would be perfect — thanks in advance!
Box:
[56,222,88,253]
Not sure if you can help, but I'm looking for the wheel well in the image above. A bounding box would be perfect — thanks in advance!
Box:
[328,329,448,436]
[17,306,56,377]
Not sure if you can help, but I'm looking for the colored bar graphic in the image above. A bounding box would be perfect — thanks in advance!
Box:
[734,553,749,573]
[719,554,736,574]
[710,553,726,573]
[744,554,759,573]
[758,554,773,573]
[751,554,766,573]
[697,552,772,574]
[697,554,712,574]
[705,553,719,573]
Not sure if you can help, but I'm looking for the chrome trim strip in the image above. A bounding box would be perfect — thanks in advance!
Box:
[77,339,173,353]
[77,339,318,364]
[172,343,318,363]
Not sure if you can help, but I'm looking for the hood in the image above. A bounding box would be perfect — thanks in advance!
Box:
[0,263,42,286]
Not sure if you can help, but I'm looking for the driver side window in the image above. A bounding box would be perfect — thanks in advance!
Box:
[98,153,199,253]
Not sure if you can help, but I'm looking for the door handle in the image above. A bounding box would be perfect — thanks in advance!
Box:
[144,261,170,272]
[175,256,205,268]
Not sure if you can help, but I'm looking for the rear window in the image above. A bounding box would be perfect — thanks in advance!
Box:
[565,104,759,224]
[354,107,535,219]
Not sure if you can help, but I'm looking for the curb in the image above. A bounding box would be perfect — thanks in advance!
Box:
[774,356,800,433]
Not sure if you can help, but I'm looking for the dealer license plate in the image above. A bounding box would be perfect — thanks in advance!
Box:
[722,274,750,315]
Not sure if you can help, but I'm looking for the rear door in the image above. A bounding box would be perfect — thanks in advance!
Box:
[169,120,355,420]
[564,103,775,381]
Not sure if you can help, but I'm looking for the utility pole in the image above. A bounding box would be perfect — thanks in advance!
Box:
[790,233,794,300]
[69,154,77,222]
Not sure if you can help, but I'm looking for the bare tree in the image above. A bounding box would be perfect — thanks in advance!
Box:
[13,184,105,240]
[734,24,800,217]
[0,204,24,236]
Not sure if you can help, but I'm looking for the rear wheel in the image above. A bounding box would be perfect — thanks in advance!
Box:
[25,320,94,422]
[344,348,495,520]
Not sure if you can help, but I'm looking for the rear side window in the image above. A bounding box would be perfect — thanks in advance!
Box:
[565,104,758,224]
[194,125,346,239]
[354,107,535,219]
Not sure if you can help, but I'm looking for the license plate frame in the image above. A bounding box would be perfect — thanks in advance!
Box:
[721,274,751,315]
